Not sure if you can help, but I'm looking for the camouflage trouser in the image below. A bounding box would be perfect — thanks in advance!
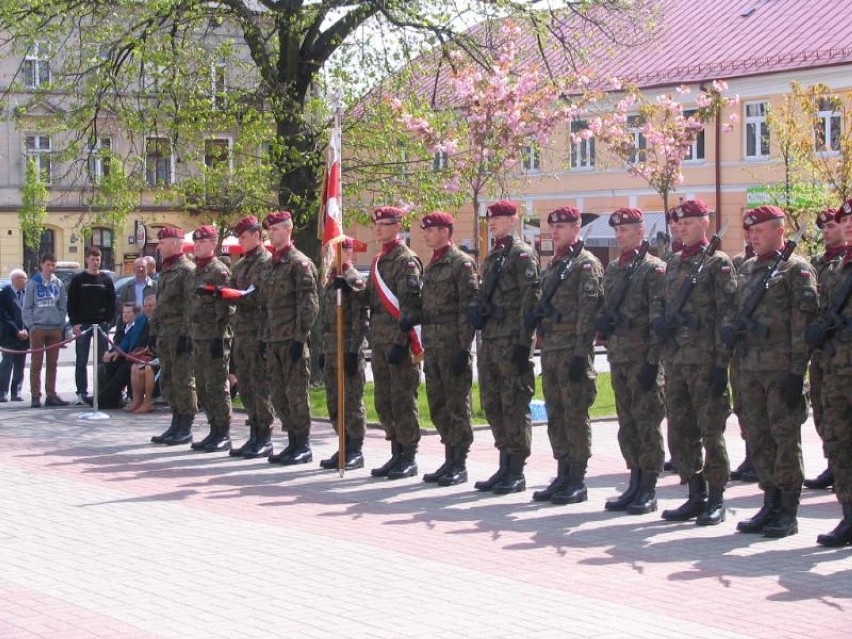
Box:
[739,369,807,492]
[664,362,731,488]
[158,331,196,416]
[610,360,665,473]
[821,371,852,504]
[423,345,474,449]
[809,356,827,454]
[541,350,596,462]
[371,342,421,447]
[478,337,533,458]
[233,333,274,428]
[267,340,312,435]
[729,353,747,439]
[323,351,366,439]
[193,338,232,429]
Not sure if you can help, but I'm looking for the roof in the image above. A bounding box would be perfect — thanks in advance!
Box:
[582,212,666,248]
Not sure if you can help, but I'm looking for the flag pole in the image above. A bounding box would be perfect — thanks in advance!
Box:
[335,239,346,477]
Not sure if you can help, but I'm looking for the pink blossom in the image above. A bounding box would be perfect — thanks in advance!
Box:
[712,80,728,92]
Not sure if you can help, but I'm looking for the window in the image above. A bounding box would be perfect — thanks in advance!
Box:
[522,144,540,173]
[627,115,647,163]
[744,102,770,158]
[88,137,112,182]
[145,137,172,186]
[570,120,595,170]
[23,42,50,89]
[25,135,52,183]
[683,109,705,161]
[211,61,227,110]
[432,150,448,171]
[204,138,230,169]
[815,98,841,153]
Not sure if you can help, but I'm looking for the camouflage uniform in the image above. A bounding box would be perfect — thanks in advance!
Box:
[258,245,320,454]
[229,245,274,456]
[151,254,196,443]
[320,263,369,443]
[366,240,423,450]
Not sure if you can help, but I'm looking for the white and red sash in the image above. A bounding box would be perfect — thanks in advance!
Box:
[371,254,424,359]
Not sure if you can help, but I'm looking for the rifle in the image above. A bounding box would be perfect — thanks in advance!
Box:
[720,223,807,351]
[653,220,729,341]
[467,237,513,330]
[595,237,651,339]
[805,260,852,356]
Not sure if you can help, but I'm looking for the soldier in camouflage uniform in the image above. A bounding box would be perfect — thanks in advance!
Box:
[226,216,275,459]
[150,227,197,446]
[258,211,320,466]
[597,207,667,515]
[530,206,602,505]
[471,200,540,495]
[366,206,424,480]
[729,223,758,482]
[812,199,852,546]
[723,205,818,538]
[652,200,736,526]
[318,237,369,471]
[418,212,478,487]
[803,207,846,490]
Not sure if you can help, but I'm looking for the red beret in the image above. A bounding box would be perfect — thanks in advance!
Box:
[192,225,218,241]
[262,211,292,229]
[669,199,710,220]
[743,205,785,229]
[233,215,260,236]
[486,200,518,219]
[371,206,404,223]
[157,227,183,240]
[341,236,368,252]
[547,206,581,225]
[609,207,644,227]
[420,211,454,229]
[839,198,852,219]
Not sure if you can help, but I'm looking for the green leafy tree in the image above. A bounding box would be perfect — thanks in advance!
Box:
[19,158,48,251]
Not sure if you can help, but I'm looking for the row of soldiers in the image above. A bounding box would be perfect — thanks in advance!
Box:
[145,199,852,548]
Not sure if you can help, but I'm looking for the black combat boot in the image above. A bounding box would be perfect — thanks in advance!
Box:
[191,424,217,451]
[696,484,725,526]
[230,422,256,457]
[151,410,180,444]
[344,437,364,470]
[817,503,852,547]
[737,486,781,534]
[662,473,707,521]
[387,444,418,480]
[551,460,588,505]
[730,443,757,481]
[319,434,342,469]
[246,425,273,459]
[371,441,402,477]
[474,449,509,491]
[203,422,231,452]
[627,472,658,514]
[163,413,194,446]
[278,430,312,465]
[803,466,834,490]
[269,431,296,464]
[762,490,800,538]
[492,454,526,494]
[604,468,641,512]
[437,445,469,486]
[423,444,453,483]
[532,458,570,502]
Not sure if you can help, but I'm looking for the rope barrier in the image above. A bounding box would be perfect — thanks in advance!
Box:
[100,327,157,366]
[0,326,93,356]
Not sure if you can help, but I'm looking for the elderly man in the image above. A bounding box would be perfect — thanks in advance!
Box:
[117,257,157,329]
[0,269,29,402]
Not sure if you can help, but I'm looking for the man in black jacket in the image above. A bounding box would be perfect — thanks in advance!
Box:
[0,269,29,402]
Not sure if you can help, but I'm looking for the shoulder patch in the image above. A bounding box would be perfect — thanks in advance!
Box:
[800,269,811,277]
[655,265,666,273]
[463,262,473,269]
[300,261,310,269]
[720,265,731,274]
[407,260,417,269]
[582,262,592,270]
[519,252,529,260]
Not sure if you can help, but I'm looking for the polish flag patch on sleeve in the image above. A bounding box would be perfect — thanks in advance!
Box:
[582,262,592,270]
[800,269,811,277]
[720,265,731,274]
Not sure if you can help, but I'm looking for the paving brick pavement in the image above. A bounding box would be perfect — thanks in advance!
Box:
[0,389,850,638]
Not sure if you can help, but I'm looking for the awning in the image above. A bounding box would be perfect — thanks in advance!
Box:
[582,212,667,248]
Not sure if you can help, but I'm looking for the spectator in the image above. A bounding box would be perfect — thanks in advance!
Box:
[67,246,116,405]
[23,253,68,408]
[0,269,29,402]
[93,301,149,409]
[116,257,156,329]
[144,255,158,281]
[126,294,159,413]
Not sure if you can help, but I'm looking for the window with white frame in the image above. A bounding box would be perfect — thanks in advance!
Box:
[211,61,227,110]
[522,144,540,173]
[25,135,52,183]
[683,109,705,161]
[432,150,448,171]
[204,138,230,169]
[627,115,647,163]
[145,137,172,186]
[570,120,595,170]
[22,42,50,89]
[88,137,112,182]
[815,97,841,153]
[744,101,770,158]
